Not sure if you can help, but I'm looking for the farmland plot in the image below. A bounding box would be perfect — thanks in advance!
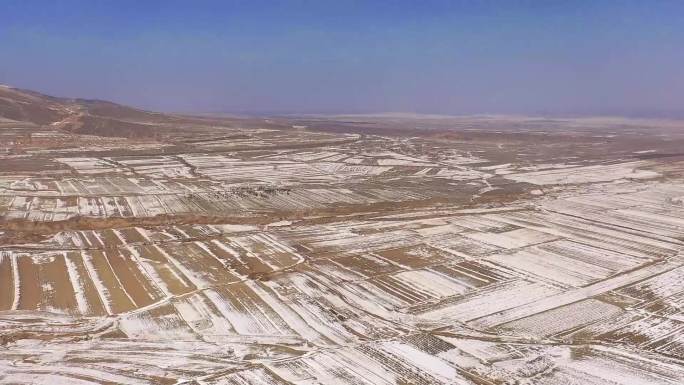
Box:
[3,113,684,384]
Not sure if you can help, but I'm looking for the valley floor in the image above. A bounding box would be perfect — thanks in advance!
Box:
[2,115,684,384]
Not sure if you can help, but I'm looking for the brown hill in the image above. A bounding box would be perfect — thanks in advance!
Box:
[0,85,69,125]
[0,85,184,138]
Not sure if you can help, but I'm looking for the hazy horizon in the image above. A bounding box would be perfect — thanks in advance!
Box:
[1,1,683,118]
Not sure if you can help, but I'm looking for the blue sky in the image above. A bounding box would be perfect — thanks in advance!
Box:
[1,1,683,116]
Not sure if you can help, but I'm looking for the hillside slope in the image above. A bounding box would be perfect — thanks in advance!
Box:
[0,85,183,138]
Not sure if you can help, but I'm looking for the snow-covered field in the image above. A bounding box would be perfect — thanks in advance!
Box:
[3,121,684,384]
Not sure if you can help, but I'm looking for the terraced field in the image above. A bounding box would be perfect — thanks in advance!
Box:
[2,94,684,384]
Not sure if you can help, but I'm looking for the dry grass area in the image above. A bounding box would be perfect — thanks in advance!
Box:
[2,91,684,384]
